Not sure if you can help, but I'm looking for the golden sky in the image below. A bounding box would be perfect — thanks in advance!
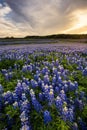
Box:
[0,0,87,37]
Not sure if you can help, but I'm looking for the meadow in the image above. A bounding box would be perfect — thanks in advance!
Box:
[0,43,87,130]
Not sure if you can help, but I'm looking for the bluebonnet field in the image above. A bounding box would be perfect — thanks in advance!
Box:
[0,43,87,130]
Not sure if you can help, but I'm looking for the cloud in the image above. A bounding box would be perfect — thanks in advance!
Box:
[67,25,87,34]
[0,0,87,37]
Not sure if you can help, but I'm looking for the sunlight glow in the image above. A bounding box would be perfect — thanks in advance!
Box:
[65,10,87,34]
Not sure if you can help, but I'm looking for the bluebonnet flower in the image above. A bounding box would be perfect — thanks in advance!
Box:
[27,65,32,72]
[43,85,50,100]
[9,72,13,79]
[34,74,39,81]
[5,73,9,80]
[63,80,67,86]
[55,96,63,112]
[23,85,30,94]
[44,75,49,84]
[78,117,87,130]
[59,90,67,101]
[56,71,60,79]
[52,76,56,83]
[22,65,27,72]
[62,106,68,121]
[67,108,74,122]
[55,86,59,94]
[69,82,77,91]
[43,110,52,124]
[13,92,19,102]
[15,82,23,99]
[48,89,54,105]
[3,91,14,104]
[53,67,57,74]
[58,76,62,83]
[38,78,42,87]
[13,101,18,109]
[20,125,31,130]
[67,80,71,86]
[22,93,27,101]
[42,67,48,75]
[83,67,87,76]
[80,91,85,99]
[22,82,27,88]
[14,63,17,69]
[6,115,14,129]
[75,98,84,111]
[20,111,29,124]
[58,83,62,90]
[23,78,30,86]
[64,84,68,92]
[0,95,3,111]
[1,69,7,74]
[0,84,3,94]
[42,84,48,92]
[39,93,44,101]
[20,100,30,127]
[62,106,74,122]
[30,89,35,98]
[59,66,64,73]
[55,59,59,66]
[72,123,78,130]
[31,97,42,112]
[74,81,78,89]
[20,100,30,114]
[31,79,38,88]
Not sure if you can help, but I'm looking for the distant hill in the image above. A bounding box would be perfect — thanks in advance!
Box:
[25,34,87,39]
[0,34,87,40]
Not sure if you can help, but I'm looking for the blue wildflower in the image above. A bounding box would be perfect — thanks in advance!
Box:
[43,110,52,124]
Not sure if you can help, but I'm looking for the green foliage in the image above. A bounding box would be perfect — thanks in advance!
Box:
[0,72,4,83]
[30,109,70,130]
[0,59,16,70]
[5,105,21,130]
[0,113,7,129]
[74,71,87,94]
[4,80,17,92]
[5,105,19,118]
[15,60,25,69]
[30,110,43,130]
[82,105,87,121]
[0,105,20,130]
[0,72,17,91]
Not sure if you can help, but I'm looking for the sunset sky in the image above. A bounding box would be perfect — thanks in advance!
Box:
[0,0,87,37]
